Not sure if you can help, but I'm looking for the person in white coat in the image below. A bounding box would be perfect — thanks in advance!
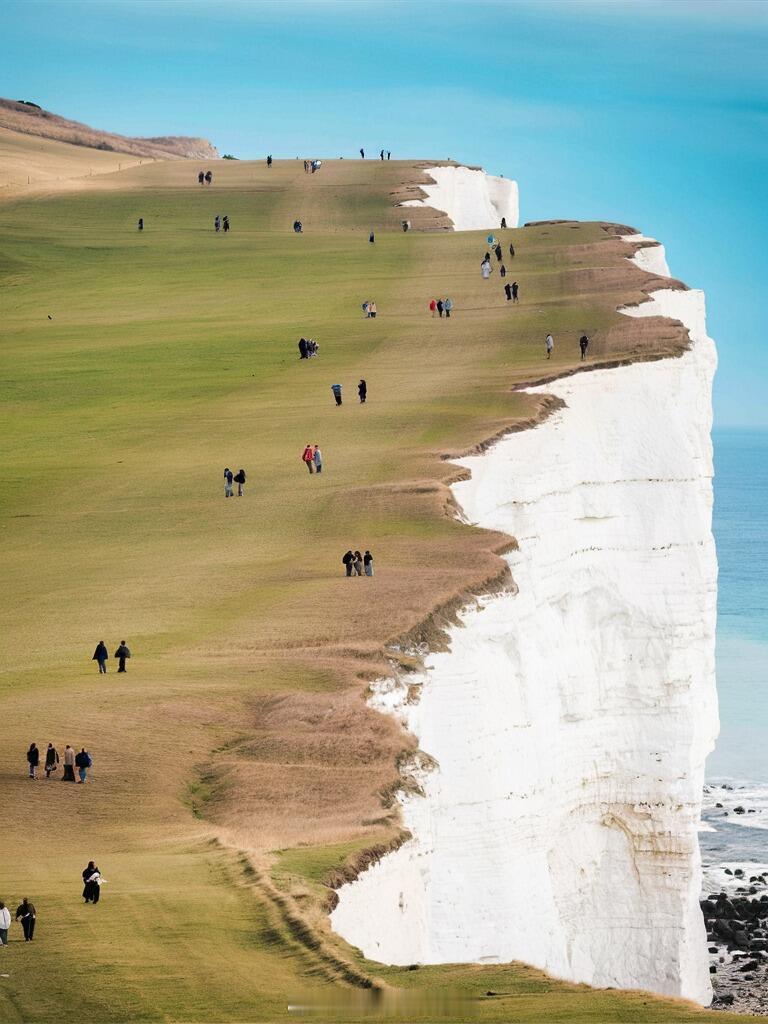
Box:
[546,333,554,359]
[0,902,10,946]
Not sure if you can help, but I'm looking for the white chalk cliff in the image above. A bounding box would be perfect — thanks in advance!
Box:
[331,235,719,1005]
[399,164,519,230]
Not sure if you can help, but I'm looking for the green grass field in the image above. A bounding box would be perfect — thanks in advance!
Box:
[0,149,739,1022]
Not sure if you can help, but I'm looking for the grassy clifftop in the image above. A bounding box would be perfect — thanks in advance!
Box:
[0,155,728,1023]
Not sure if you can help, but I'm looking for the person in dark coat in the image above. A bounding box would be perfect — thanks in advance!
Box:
[234,469,246,496]
[82,862,101,904]
[44,743,59,779]
[137,218,143,231]
[511,281,519,303]
[198,171,205,185]
[359,148,365,159]
[580,334,590,360]
[205,170,212,185]
[298,337,308,359]
[358,379,367,404]
[115,641,131,673]
[509,243,515,258]
[222,215,230,233]
[494,243,502,262]
[500,217,507,229]
[504,282,512,301]
[436,299,444,318]
[93,641,108,674]
[363,550,374,577]
[369,231,375,243]
[342,550,354,577]
[331,384,342,406]
[26,743,39,779]
[15,899,36,941]
[500,264,506,278]
[75,748,92,784]
[267,155,273,167]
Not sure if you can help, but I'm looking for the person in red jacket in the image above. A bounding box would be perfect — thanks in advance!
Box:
[301,444,315,474]
[429,298,437,317]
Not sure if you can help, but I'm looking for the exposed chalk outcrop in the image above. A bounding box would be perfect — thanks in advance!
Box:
[331,235,719,1005]
[399,164,519,230]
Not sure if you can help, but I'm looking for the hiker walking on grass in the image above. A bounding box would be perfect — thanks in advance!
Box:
[364,550,374,577]
[580,334,590,360]
[82,862,103,904]
[358,379,367,404]
[75,747,92,784]
[267,155,273,167]
[137,218,143,231]
[501,217,507,229]
[369,231,375,244]
[360,148,365,159]
[511,281,519,303]
[26,743,39,780]
[214,215,221,232]
[198,171,205,185]
[353,551,364,576]
[224,468,234,498]
[234,468,246,496]
[205,171,212,185]
[368,300,377,319]
[429,298,437,317]
[436,299,444,318]
[62,744,76,782]
[0,903,10,946]
[302,444,315,474]
[444,297,453,318]
[380,149,384,161]
[115,641,131,673]
[509,243,515,258]
[494,243,502,262]
[546,333,554,359]
[500,264,506,278]
[15,900,35,942]
[93,640,108,673]
[331,384,342,406]
[44,743,59,779]
[313,446,323,473]
[222,215,230,233]
[342,550,354,577]
[482,262,491,280]
[504,282,512,301]
[298,337,308,359]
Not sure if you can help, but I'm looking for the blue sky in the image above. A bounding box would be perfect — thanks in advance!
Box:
[3,0,767,426]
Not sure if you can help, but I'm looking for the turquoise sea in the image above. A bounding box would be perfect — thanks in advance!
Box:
[700,429,768,865]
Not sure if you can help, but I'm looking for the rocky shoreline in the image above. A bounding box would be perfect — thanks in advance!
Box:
[701,784,768,1014]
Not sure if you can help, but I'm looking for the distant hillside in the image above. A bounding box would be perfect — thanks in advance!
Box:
[0,98,218,160]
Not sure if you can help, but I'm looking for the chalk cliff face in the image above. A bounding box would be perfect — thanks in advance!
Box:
[399,164,519,230]
[331,237,719,1005]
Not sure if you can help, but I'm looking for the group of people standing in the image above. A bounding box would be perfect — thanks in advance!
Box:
[197,170,214,185]
[26,742,92,783]
[298,337,319,359]
[428,297,454,318]
[301,444,323,474]
[342,549,374,576]
[224,467,246,497]
[0,899,36,944]
[362,300,378,318]
[92,640,131,673]
[330,380,366,406]
[214,215,230,233]
[303,160,322,174]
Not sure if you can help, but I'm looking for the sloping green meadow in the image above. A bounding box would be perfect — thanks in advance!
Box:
[0,159,734,1022]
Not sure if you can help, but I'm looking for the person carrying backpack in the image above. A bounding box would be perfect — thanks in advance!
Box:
[93,640,108,673]
[234,468,246,496]
[224,468,234,498]
[115,641,131,673]
[302,444,315,474]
